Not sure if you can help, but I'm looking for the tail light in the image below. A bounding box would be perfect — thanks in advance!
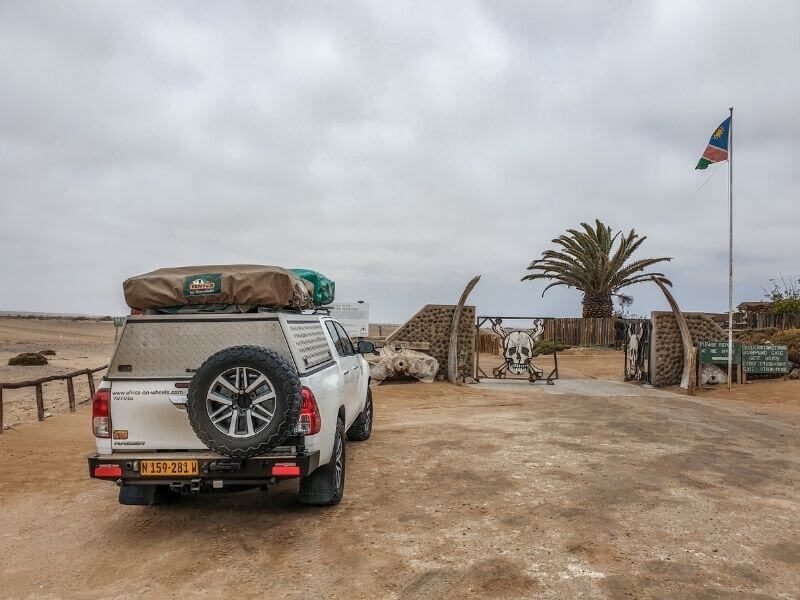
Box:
[272,463,301,476]
[296,386,321,435]
[92,388,111,438]
[95,465,122,477]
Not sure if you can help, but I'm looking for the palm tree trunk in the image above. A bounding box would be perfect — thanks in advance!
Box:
[582,293,613,318]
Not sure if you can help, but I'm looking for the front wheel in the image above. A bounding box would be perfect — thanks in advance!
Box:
[298,417,345,505]
[347,388,373,441]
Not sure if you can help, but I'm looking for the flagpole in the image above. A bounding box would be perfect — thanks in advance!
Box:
[727,106,734,390]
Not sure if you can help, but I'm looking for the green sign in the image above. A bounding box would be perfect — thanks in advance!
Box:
[113,316,126,328]
[742,344,789,374]
[698,341,741,365]
[183,273,222,297]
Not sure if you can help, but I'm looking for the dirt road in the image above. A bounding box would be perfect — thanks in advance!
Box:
[2,378,799,599]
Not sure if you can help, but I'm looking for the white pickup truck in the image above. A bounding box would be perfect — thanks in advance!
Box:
[88,311,374,506]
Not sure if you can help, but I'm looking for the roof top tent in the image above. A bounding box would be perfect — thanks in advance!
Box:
[123,265,335,314]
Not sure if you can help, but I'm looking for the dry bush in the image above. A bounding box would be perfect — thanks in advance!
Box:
[8,352,48,366]
[735,328,777,344]
[533,340,572,356]
[773,329,800,364]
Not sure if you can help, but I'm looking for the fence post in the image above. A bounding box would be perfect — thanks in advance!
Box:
[35,383,45,421]
[0,386,4,434]
[67,377,76,412]
[87,370,96,400]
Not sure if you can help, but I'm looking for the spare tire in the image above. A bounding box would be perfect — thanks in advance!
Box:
[187,346,302,458]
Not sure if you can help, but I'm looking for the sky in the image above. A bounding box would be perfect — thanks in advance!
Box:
[1,0,798,323]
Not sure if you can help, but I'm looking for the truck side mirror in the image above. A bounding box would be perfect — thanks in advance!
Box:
[356,340,375,354]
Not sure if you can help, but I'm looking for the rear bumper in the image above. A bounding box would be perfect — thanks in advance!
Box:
[88,450,320,485]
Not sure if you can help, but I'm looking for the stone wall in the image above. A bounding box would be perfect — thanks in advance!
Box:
[385,304,475,379]
[650,311,726,386]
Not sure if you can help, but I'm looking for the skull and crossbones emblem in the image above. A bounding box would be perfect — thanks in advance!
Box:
[492,318,545,381]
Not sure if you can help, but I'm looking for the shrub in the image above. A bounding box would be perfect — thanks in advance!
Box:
[764,275,800,316]
[8,352,48,366]
[735,328,777,345]
[533,340,572,356]
[771,299,800,315]
[38,349,56,356]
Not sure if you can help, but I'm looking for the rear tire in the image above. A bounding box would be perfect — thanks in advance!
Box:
[346,388,373,441]
[298,417,345,505]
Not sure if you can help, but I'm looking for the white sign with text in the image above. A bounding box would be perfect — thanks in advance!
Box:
[328,302,369,338]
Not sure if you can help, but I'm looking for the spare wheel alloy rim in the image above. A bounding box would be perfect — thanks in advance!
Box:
[206,366,277,438]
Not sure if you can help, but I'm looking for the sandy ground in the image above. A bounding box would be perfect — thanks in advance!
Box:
[1,319,799,598]
[687,378,800,412]
[0,317,115,426]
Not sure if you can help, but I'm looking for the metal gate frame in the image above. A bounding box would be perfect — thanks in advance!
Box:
[475,316,559,384]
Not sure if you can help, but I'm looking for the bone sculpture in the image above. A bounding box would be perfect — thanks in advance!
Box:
[626,322,643,381]
[491,318,545,381]
[365,347,439,383]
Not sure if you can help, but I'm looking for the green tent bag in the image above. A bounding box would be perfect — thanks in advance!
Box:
[290,269,335,305]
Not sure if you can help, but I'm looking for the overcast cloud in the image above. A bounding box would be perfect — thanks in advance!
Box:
[1,0,798,322]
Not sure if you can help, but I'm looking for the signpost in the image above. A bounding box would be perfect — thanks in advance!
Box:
[698,340,742,385]
[328,302,369,338]
[698,341,790,384]
[741,345,789,375]
[698,341,741,365]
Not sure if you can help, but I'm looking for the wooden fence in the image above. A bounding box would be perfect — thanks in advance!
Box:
[477,330,502,354]
[746,312,800,330]
[0,365,107,433]
[543,318,617,347]
[477,317,620,353]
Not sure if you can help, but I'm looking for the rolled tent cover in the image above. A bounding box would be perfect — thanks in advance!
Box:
[123,265,312,310]
[289,268,335,305]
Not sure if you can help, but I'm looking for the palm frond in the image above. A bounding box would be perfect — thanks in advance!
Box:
[522,220,672,309]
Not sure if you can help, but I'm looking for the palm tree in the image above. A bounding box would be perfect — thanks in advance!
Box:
[522,220,672,318]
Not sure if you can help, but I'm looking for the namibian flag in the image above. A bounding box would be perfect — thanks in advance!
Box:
[696,117,730,170]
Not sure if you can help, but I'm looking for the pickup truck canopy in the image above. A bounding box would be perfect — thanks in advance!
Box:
[123,264,313,310]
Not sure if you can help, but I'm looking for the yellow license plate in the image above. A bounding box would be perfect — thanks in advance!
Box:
[140,460,198,477]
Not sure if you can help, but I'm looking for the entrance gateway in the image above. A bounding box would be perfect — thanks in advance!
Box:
[474,316,559,384]
[475,315,654,386]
